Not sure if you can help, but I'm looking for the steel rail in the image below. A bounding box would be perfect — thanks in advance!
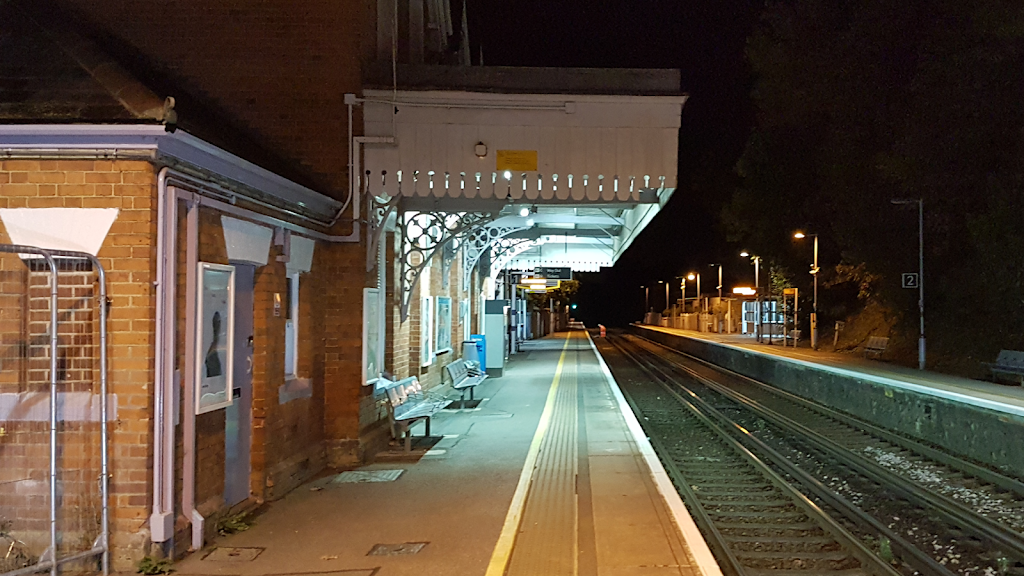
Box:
[609,334,956,576]
[633,331,1024,499]
[625,333,1024,563]
[605,335,903,576]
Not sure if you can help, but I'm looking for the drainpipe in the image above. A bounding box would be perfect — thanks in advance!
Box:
[154,159,377,552]
[150,168,177,548]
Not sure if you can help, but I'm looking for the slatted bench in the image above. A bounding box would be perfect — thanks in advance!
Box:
[863,336,890,359]
[379,376,450,452]
[444,359,487,409]
[984,350,1024,385]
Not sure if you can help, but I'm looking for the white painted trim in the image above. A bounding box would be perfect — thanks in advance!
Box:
[0,124,341,220]
[221,216,273,266]
[0,208,118,256]
[586,331,725,576]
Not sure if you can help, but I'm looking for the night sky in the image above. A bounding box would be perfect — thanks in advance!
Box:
[470,0,763,326]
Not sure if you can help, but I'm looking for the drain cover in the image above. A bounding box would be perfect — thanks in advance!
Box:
[203,547,264,562]
[332,469,404,483]
[367,542,427,556]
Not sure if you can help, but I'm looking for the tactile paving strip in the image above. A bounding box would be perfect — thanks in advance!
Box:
[505,347,579,576]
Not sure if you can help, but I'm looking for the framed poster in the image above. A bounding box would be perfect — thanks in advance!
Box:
[420,296,433,366]
[435,296,452,354]
[196,262,235,414]
[362,287,384,385]
[460,299,470,342]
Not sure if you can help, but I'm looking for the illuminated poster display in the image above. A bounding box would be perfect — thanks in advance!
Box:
[196,263,235,414]
[435,296,452,354]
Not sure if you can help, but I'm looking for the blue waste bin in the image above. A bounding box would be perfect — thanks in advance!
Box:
[468,334,486,368]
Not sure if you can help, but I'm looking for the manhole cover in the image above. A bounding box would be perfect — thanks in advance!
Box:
[203,547,264,562]
[367,542,428,556]
[332,469,404,483]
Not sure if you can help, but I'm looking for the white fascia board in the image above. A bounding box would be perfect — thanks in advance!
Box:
[0,125,341,220]
[157,131,342,218]
[489,213,623,228]
[362,89,688,108]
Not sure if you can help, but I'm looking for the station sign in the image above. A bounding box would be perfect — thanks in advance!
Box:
[533,267,572,280]
[902,273,919,288]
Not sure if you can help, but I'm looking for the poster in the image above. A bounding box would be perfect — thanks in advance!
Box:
[363,287,383,384]
[435,296,452,353]
[196,263,235,414]
[420,296,433,366]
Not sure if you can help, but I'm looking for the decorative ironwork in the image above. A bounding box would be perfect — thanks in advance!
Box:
[489,239,542,291]
[367,192,401,272]
[400,211,493,321]
[460,221,533,292]
[440,239,458,290]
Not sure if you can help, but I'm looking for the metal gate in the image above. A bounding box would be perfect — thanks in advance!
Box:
[0,245,109,576]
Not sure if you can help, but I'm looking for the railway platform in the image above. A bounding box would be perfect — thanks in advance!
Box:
[170,331,721,576]
[634,325,1024,417]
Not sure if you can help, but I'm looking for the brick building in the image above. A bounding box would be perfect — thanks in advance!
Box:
[0,0,684,570]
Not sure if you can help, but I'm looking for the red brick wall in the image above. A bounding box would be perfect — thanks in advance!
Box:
[0,159,157,569]
[60,0,374,202]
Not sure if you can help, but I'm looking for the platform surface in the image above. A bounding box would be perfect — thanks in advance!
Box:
[635,324,1024,417]
[172,331,719,576]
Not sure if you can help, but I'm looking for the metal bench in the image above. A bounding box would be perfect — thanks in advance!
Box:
[379,376,450,452]
[863,336,889,359]
[444,359,487,408]
[984,350,1024,385]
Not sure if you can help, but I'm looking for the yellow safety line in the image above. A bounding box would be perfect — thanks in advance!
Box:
[485,332,572,576]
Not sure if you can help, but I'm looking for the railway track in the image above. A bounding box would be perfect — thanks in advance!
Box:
[597,331,1024,576]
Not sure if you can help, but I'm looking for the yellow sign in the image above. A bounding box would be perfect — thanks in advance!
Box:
[496,150,538,172]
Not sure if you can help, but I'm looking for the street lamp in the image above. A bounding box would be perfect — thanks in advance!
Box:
[793,232,819,348]
[892,198,925,370]
[658,280,669,312]
[708,264,723,301]
[741,251,762,340]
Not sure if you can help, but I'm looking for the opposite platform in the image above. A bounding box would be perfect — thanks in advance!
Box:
[635,324,1024,417]
[171,331,721,576]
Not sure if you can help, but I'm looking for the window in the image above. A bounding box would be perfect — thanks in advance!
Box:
[284,272,300,377]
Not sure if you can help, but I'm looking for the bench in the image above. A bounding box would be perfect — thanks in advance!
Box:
[984,350,1024,385]
[379,376,450,452]
[863,336,889,359]
[444,359,487,408]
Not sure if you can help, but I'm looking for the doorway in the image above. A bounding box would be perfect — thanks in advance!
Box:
[224,264,254,506]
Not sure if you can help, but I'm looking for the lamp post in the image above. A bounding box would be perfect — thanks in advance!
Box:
[741,251,761,341]
[794,232,819,349]
[658,280,669,312]
[709,264,723,300]
[641,285,649,318]
[892,198,925,370]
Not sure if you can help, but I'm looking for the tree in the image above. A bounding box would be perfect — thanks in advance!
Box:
[728,0,1024,372]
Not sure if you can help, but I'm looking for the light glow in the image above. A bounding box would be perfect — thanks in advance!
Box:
[733,287,756,296]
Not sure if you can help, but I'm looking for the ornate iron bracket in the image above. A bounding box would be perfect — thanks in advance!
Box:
[440,239,458,291]
[460,221,533,292]
[400,211,494,321]
[367,192,401,272]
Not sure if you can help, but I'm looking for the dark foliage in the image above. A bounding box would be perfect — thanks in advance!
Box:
[727,0,1024,372]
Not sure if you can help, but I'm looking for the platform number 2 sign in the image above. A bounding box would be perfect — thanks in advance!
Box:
[902,273,919,289]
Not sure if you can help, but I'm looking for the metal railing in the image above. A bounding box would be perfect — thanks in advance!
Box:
[0,245,108,576]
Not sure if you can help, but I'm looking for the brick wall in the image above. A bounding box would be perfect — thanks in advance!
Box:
[0,159,157,570]
[312,240,374,466]
[59,0,374,203]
